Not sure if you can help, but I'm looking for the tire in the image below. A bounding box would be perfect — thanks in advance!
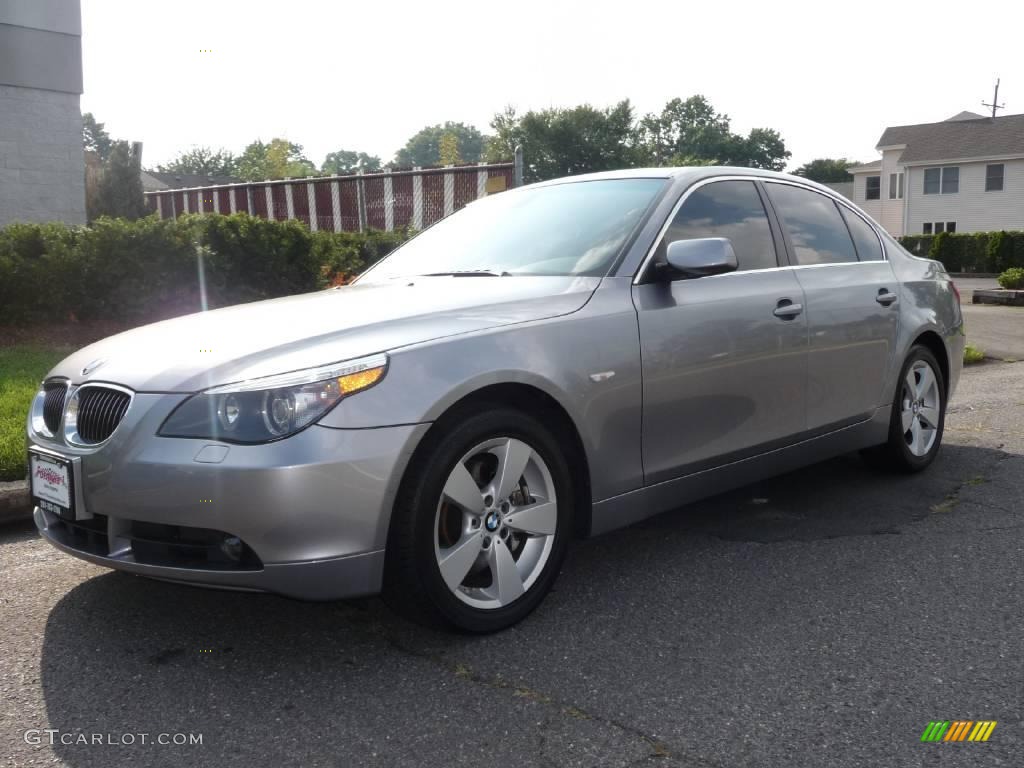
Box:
[383,405,574,633]
[861,345,946,473]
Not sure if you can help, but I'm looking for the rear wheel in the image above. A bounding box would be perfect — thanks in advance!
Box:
[383,406,572,633]
[861,345,946,472]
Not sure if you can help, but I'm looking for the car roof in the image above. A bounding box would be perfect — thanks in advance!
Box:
[521,166,845,198]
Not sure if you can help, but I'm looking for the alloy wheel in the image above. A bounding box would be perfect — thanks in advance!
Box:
[433,437,557,610]
[900,360,941,457]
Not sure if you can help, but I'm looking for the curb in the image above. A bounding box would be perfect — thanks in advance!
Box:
[972,289,1024,307]
[0,480,31,525]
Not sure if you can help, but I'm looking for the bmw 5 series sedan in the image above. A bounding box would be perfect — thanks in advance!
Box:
[28,167,964,632]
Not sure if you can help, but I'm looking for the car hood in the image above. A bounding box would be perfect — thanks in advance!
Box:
[49,275,601,392]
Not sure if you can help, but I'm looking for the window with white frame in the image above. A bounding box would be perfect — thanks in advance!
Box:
[923,166,959,194]
[865,175,880,200]
[888,172,904,199]
[986,164,1004,191]
[923,223,932,234]
[923,221,956,234]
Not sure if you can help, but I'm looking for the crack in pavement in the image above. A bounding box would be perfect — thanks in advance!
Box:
[349,617,686,764]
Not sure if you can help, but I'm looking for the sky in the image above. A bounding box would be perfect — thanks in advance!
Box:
[80,0,1024,172]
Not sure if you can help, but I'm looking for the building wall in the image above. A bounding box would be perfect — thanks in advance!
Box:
[0,0,86,226]
[850,172,882,223]
[878,149,906,236]
[905,159,1024,234]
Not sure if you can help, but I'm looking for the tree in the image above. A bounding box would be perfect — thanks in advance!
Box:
[727,128,790,171]
[635,96,733,165]
[157,147,237,177]
[488,101,637,183]
[236,138,317,181]
[320,150,382,175]
[438,133,461,165]
[82,112,113,162]
[792,158,854,183]
[484,105,519,163]
[635,95,790,170]
[88,140,148,221]
[394,122,485,167]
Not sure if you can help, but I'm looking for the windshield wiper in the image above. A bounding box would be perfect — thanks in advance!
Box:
[421,269,510,277]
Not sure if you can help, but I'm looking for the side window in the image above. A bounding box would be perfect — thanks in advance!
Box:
[766,183,858,265]
[659,180,778,272]
[840,207,883,261]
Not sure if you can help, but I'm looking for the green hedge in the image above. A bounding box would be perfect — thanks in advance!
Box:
[897,230,1024,273]
[0,214,409,327]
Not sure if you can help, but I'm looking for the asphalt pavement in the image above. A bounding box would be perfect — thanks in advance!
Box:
[1,361,1021,767]
[956,277,1024,361]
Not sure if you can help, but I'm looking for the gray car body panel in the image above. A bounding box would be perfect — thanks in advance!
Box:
[47,276,602,392]
[28,167,964,600]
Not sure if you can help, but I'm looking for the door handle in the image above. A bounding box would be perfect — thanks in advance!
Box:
[876,289,899,306]
[773,299,803,319]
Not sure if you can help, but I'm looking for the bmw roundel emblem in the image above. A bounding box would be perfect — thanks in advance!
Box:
[485,511,500,532]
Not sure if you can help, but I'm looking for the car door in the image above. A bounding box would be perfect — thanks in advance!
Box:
[632,178,809,486]
[763,182,900,431]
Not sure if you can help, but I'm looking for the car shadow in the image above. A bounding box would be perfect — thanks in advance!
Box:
[37,442,1012,766]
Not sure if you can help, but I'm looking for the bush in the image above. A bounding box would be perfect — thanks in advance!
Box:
[987,231,1015,273]
[899,230,1024,273]
[0,214,410,327]
[929,231,952,264]
[998,267,1024,289]
[963,345,985,365]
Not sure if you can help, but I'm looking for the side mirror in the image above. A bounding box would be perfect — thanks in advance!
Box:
[664,237,738,279]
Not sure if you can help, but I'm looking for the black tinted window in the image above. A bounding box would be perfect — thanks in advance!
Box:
[660,180,777,271]
[840,207,883,261]
[766,184,858,265]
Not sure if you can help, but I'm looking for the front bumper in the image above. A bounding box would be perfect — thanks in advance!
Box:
[29,392,429,600]
[35,506,387,598]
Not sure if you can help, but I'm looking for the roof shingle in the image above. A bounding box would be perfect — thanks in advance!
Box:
[877,113,1024,163]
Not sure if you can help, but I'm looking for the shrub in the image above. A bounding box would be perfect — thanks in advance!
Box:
[0,214,410,327]
[898,235,933,260]
[963,345,985,365]
[929,231,952,264]
[987,231,1015,273]
[899,230,1024,273]
[0,222,82,325]
[997,267,1024,290]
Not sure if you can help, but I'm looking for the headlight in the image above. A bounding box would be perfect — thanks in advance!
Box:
[159,353,387,443]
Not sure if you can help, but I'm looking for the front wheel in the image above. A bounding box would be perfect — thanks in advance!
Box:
[383,406,573,633]
[861,345,946,473]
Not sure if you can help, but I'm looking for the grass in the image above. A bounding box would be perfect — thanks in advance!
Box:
[963,345,986,365]
[0,345,72,481]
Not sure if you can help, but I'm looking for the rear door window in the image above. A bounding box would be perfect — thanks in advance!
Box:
[765,183,858,265]
[839,207,884,262]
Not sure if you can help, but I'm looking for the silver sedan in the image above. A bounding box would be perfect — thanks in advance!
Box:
[27,168,964,632]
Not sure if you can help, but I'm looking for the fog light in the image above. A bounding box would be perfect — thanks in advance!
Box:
[220,536,243,561]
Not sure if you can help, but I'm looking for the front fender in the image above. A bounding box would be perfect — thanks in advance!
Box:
[318,278,645,503]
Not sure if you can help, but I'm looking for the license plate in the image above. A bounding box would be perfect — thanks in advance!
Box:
[29,450,76,520]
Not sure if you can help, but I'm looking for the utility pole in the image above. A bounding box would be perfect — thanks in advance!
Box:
[982,78,1006,119]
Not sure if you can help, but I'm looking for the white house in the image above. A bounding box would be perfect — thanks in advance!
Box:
[848,111,1024,236]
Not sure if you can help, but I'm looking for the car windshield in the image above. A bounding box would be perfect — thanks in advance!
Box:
[359,178,665,281]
